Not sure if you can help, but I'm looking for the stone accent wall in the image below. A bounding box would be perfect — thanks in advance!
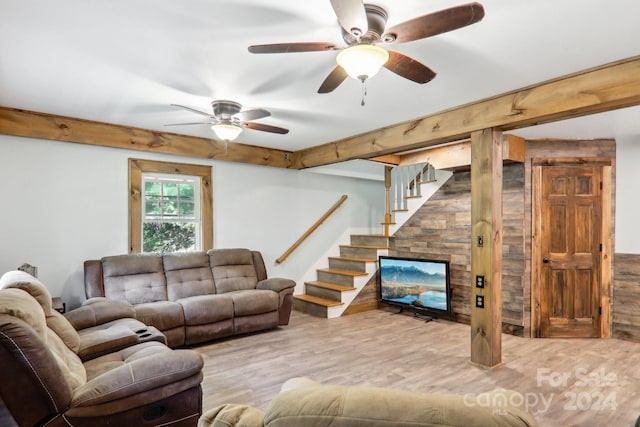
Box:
[343,274,379,316]
[613,253,640,341]
[350,138,640,342]
[387,163,526,334]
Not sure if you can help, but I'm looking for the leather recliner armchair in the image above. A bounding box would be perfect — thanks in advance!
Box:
[0,270,167,362]
[0,273,204,426]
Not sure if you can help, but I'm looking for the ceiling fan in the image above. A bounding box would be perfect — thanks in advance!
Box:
[248,1,485,94]
[166,100,289,141]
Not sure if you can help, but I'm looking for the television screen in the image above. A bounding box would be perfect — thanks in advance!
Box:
[378,255,451,315]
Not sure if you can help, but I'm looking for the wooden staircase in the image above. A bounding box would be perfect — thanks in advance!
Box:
[292,162,451,318]
[293,234,389,318]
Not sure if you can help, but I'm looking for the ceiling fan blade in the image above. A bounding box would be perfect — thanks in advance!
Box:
[244,122,289,134]
[317,66,349,93]
[330,0,368,36]
[384,51,436,84]
[248,42,339,54]
[170,103,214,118]
[234,108,271,122]
[384,2,485,44]
[164,122,214,127]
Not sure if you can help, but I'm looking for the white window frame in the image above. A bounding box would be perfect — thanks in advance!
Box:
[141,172,202,251]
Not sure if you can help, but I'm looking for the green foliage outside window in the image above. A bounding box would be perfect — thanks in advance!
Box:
[143,222,196,253]
[142,177,198,253]
[144,181,195,219]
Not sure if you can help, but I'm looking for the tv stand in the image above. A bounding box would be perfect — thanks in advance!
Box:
[393,307,433,323]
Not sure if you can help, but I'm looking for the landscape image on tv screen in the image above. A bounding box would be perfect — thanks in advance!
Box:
[379,256,449,312]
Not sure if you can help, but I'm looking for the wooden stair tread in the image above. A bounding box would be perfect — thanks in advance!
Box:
[405,195,422,199]
[293,294,344,307]
[380,221,396,225]
[328,256,377,263]
[306,281,355,292]
[317,268,368,277]
[340,244,389,250]
[392,208,409,212]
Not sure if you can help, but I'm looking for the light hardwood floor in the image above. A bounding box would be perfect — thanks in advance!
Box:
[2,309,639,426]
[194,309,639,427]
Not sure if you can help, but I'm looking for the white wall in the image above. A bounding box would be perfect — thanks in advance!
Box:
[4,133,639,308]
[615,136,640,253]
[0,135,384,309]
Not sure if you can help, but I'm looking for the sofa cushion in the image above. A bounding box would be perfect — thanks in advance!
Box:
[76,318,150,360]
[209,248,259,293]
[102,254,168,304]
[164,251,216,300]
[199,404,264,427]
[65,297,137,330]
[134,301,185,331]
[265,379,539,427]
[0,271,82,353]
[0,288,47,339]
[75,341,203,407]
[179,294,234,326]
[230,290,279,317]
[48,309,82,353]
[0,288,87,390]
[47,328,87,389]
[0,270,53,310]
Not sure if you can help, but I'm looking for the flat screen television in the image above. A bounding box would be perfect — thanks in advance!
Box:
[378,255,451,316]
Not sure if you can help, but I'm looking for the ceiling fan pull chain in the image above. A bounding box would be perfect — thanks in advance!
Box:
[361,79,367,106]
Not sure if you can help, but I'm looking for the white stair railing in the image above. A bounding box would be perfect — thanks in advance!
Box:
[384,162,444,236]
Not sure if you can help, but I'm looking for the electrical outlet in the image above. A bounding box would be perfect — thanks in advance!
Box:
[475,275,485,288]
[475,295,484,308]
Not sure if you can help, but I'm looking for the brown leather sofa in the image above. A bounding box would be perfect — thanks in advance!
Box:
[83,248,296,347]
[199,377,540,427]
[0,271,204,426]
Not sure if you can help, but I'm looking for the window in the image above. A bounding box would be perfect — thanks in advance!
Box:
[142,173,200,252]
[129,159,212,253]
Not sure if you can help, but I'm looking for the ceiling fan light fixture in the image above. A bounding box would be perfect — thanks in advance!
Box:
[211,123,243,141]
[336,44,389,81]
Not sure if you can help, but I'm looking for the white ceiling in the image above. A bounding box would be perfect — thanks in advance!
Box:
[1,0,639,153]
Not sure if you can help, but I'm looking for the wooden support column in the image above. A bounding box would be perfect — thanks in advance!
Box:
[470,128,503,369]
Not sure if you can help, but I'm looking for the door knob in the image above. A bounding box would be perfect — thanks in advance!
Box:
[543,258,550,263]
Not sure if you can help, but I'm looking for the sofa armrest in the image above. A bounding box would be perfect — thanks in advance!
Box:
[256,278,295,294]
[257,278,296,325]
[71,348,203,408]
[77,325,140,360]
[65,297,136,330]
[199,404,265,427]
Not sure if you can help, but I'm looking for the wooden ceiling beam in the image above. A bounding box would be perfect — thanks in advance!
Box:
[0,107,293,168]
[398,135,524,171]
[368,154,402,165]
[290,55,640,169]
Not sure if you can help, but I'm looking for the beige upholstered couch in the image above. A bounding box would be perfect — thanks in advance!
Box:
[0,271,204,426]
[198,377,539,427]
[83,248,296,347]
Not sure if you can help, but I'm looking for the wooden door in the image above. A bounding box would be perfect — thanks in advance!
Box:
[539,165,602,338]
